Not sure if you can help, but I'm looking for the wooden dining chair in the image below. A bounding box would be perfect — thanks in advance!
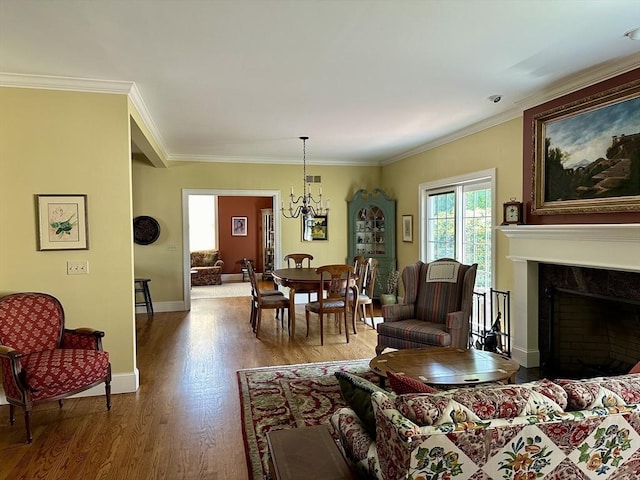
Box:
[350,256,368,332]
[355,258,378,328]
[284,253,314,301]
[245,258,282,298]
[247,261,290,337]
[285,253,313,269]
[245,258,284,327]
[304,264,355,345]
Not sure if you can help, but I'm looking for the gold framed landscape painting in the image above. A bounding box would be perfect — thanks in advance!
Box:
[532,78,640,215]
[37,194,88,250]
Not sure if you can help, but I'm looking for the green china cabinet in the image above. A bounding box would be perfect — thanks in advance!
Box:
[347,188,396,299]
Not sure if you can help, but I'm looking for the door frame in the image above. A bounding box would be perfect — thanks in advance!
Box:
[182,188,282,311]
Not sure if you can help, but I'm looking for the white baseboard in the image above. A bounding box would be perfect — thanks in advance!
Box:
[136,301,185,314]
[0,369,139,405]
[511,346,540,369]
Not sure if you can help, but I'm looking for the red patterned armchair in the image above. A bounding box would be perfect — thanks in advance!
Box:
[376,259,477,355]
[0,292,111,443]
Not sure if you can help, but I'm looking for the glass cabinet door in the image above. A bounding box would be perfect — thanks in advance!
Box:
[354,206,386,255]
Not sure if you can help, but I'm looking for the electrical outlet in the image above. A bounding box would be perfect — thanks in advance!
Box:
[67,260,89,275]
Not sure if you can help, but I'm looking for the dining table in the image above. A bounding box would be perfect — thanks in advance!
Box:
[271,267,357,339]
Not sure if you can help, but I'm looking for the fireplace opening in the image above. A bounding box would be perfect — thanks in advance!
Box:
[538,264,640,379]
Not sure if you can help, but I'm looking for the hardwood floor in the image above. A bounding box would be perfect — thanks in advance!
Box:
[0,285,537,479]
[0,287,381,480]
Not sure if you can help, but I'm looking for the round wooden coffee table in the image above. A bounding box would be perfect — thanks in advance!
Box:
[370,347,520,387]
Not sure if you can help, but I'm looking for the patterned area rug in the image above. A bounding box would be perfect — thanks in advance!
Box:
[237,359,378,480]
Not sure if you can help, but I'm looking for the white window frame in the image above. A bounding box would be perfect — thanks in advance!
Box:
[418,168,496,291]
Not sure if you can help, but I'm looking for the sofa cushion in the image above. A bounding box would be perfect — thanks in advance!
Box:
[387,371,438,395]
[394,380,565,426]
[444,382,564,418]
[526,378,569,410]
[561,382,626,410]
[394,394,480,426]
[335,372,390,437]
[558,374,640,410]
[21,349,110,401]
[376,319,451,347]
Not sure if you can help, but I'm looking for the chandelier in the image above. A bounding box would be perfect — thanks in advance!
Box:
[281,136,330,219]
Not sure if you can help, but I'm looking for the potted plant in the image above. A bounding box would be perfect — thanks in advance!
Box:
[378,269,400,306]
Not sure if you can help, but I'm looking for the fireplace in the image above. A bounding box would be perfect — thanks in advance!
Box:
[538,263,640,378]
[499,224,640,369]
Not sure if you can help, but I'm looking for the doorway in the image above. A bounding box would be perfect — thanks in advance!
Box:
[182,189,282,311]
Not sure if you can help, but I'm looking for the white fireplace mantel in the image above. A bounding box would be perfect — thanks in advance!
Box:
[498,223,640,368]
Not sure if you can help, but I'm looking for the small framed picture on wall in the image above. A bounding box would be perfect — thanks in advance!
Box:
[232,216,247,236]
[402,215,413,242]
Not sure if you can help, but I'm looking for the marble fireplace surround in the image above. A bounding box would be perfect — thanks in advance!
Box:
[499,224,640,368]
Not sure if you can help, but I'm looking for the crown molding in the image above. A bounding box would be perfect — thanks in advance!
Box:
[0,72,134,94]
[384,54,640,165]
[384,108,522,164]
[0,73,171,161]
[168,153,375,167]
[127,83,170,160]
[514,54,640,109]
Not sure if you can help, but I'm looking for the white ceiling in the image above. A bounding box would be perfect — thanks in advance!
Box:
[1,0,639,165]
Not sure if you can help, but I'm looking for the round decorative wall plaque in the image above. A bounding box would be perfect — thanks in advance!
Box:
[133,216,160,245]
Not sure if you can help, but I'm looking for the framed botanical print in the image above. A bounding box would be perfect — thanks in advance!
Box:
[37,194,89,250]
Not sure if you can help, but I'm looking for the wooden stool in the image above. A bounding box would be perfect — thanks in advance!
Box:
[134,278,154,317]
[237,258,253,282]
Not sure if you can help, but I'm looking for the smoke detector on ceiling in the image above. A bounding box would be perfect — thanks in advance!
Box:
[624,27,640,40]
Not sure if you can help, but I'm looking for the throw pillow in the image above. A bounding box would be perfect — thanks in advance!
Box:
[630,361,640,374]
[387,371,438,395]
[335,371,390,438]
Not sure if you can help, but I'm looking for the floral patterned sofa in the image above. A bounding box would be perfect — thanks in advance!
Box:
[330,371,640,479]
[190,249,224,286]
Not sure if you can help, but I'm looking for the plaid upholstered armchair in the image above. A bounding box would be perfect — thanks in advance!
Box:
[0,292,111,443]
[375,259,477,355]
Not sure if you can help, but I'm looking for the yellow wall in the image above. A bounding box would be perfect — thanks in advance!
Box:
[0,84,524,390]
[0,87,136,384]
[132,158,382,302]
[133,118,524,305]
[381,118,523,291]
